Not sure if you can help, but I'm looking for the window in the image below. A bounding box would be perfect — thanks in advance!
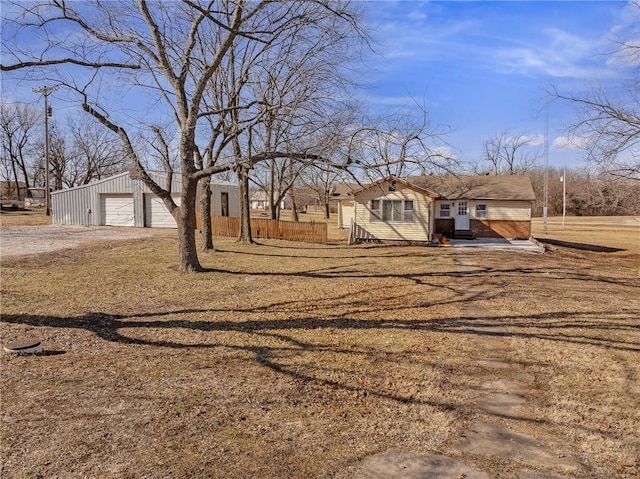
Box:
[383,200,402,222]
[371,199,413,223]
[404,200,414,223]
[370,199,381,222]
[439,203,451,218]
[476,203,487,219]
[458,202,468,216]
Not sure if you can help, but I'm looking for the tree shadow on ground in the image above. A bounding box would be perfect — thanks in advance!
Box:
[3,301,637,440]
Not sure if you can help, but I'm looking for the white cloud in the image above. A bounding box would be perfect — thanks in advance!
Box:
[518,134,544,147]
[553,135,589,150]
[492,27,614,79]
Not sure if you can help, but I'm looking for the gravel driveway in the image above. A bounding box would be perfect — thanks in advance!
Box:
[0,225,167,257]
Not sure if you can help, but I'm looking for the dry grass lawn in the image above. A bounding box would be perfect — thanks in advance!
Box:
[0,210,52,227]
[1,214,639,478]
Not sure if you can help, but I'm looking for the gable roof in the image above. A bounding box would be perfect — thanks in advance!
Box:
[406,175,536,201]
[331,183,361,199]
[346,176,440,198]
[335,175,536,201]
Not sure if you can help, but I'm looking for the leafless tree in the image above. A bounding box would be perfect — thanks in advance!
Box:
[529,166,640,216]
[68,120,128,185]
[478,130,542,175]
[0,101,40,199]
[344,103,456,182]
[300,164,342,220]
[550,2,639,180]
[2,1,366,271]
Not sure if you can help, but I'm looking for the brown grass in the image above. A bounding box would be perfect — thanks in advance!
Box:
[533,215,639,252]
[1,216,639,478]
[0,210,52,227]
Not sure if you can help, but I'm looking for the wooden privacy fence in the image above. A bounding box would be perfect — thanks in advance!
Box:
[198,215,327,244]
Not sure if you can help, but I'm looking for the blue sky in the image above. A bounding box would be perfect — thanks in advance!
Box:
[2,1,636,172]
[359,0,637,168]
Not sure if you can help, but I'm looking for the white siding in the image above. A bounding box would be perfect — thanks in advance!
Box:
[354,183,431,241]
[470,200,531,220]
[435,200,454,219]
[100,194,135,226]
[144,194,181,228]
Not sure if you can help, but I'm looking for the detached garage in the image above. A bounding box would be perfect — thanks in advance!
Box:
[101,194,135,227]
[52,171,239,228]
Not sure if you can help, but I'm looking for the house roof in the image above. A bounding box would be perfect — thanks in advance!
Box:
[407,175,536,201]
[336,175,536,201]
[343,176,440,199]
[331,183,361,199]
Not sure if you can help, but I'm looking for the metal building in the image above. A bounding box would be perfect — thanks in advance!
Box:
[51,171,239,227]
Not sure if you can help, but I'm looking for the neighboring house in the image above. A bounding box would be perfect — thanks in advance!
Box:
[25,187,45,207]
[249,190,285,210]
[336,175,536,243]
[51,171,239,228]
[332,183,360,228]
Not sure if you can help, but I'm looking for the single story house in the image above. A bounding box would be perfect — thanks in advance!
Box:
[335,175,536,243]
[249,189,286,210]
[51,171,239,228]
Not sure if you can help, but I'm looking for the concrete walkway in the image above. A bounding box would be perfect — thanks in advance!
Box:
[450,238,544,252]
[352,252,581,479]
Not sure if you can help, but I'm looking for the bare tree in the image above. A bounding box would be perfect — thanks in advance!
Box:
[550,2,639,180]
[479,130,542,175]
[300,164,342,220]
[2,1,366,271]
[69,120,127,185]
[344,104,456,182]
[44,121,72,190]
[552,85,640,180]
[0,101,39,199]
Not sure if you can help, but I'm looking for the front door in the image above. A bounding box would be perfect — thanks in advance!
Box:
[455,200,469,230]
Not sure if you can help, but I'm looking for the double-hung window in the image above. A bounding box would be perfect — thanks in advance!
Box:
[476,204,488,219]
[370,199,414,223]
[439,203,451,218]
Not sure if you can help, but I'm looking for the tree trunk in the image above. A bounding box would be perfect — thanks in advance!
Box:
[269,158,277,220]
[290,195,299,222]
[324,200,330,220]
[199,176,214,251]
[176,176,203,272]
[289,184,299,222]
[11,160,21,200]
[237,165,254,244]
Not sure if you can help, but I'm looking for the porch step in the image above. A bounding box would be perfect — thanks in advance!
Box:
[454,229,475,240]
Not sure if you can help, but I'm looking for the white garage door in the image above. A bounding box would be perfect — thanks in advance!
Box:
[100,194,134,227]
[144,194,181,228]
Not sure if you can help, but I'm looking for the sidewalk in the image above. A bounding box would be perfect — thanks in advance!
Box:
[450,238,544,252]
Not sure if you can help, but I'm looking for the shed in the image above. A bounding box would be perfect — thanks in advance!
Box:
[51,171,239,228]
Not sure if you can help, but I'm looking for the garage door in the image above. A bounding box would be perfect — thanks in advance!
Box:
[144,194,181,228]
[100,194,134,227]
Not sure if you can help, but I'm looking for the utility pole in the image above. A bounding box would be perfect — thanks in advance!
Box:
[543,109,549,233]
[33,85,59,216]
[560,166,566,226]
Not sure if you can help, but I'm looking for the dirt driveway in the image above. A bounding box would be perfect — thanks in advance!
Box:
[0,225,169,257]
